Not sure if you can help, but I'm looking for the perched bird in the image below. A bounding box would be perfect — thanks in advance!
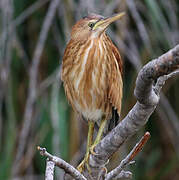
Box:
[61,12,124,172]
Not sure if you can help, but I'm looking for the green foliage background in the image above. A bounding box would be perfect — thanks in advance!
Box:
[0,0,178,179]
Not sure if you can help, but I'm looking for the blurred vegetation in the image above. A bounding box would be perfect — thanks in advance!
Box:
[0,0,179,179]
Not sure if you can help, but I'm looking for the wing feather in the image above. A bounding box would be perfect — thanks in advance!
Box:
[107,37,123,116]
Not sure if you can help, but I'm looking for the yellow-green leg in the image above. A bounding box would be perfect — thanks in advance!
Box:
[77,121,94,172]
[90,117,107,155]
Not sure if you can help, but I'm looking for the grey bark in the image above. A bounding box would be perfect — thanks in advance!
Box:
[38,44,179,179]
[87,44,179,179]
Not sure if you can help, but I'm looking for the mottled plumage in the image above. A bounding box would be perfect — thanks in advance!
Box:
[61,12,125,172]
[62,18,122,123]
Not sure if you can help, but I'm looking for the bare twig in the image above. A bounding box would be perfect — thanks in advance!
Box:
[128,132,150,161]
[114,170,132,179]
[12,0,60,175]
[154,70,179,95]
[37,146,87,180]
[105,132,150,180]
[165,69,179,79]
[45,159,55,180]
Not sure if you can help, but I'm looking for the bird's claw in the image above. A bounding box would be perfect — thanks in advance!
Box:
[77,160,85,173]
[77,142,100,173]
[77,152,91,173]
[90,144,99,156]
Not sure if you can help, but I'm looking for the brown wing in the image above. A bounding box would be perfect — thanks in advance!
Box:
[61,39,79,111]
[107,38,123,116]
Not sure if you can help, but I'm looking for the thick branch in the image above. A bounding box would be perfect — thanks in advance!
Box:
[89,44,179,173]
[134,45,179,104]
[38,45,179,179]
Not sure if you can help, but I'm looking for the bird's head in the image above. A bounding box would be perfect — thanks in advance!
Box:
[71,12,125,40]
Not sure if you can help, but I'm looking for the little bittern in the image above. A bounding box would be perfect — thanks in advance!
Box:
[61,12,124,172]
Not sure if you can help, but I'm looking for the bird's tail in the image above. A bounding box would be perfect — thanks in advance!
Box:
[107,107,119,132]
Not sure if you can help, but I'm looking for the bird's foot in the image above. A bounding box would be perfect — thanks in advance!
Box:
[90,143,99,156]
[77,143,100,173]
[77,152,91,173]
[77,159,85,173]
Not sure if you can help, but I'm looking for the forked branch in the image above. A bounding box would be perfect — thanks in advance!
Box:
[89,44,179,173]
[105,132,150,180]
[38,44,179,179]
[37,146,87,180]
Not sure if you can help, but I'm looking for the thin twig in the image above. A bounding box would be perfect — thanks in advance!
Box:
[105,132,150,180]
[37,146,87,180]
[114,170,132,179]
[45,159,55,180]
[154,70,179,95]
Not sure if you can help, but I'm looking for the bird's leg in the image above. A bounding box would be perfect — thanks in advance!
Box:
[77,121,94,173]
[90,117,107,155]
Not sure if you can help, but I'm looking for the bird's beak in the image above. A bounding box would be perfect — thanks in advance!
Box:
[93,12,125,31]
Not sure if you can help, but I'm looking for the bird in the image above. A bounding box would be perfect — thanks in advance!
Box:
[61,12,124,172]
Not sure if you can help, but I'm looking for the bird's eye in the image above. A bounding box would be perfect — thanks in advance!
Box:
[88,22,95,28]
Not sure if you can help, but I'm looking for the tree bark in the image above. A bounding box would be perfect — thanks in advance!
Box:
[38,44,179,180]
